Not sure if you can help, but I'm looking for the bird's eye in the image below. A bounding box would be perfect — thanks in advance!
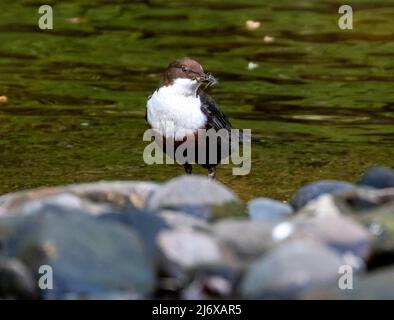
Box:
[181,66,188,72]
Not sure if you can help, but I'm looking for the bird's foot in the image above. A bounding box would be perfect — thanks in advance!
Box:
[184,163,192,175]
[208,168,216,180]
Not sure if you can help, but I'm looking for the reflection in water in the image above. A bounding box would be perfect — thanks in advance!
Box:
[0,0,393,202]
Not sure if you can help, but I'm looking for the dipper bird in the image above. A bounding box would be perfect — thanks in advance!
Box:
[146,57,239,179]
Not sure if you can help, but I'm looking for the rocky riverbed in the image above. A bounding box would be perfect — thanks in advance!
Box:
[1,166,394,299]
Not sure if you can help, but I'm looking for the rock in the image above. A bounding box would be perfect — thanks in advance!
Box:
[248,198,293,222]
[0,257,38,299]
[68,181,160,210]
[295,187,394,269]
[290,216,371,269]
[0,181,160,216]
[298,187,394,218]
[157,230,229,271]
[296,194,344,218]
[159,210,211,232]
[358,166,394,189]
[302,266,394,300]
[181,265,241,300]
[2,176,393,300]
[146,175,241,220]
[0,207,155,299]
[291,180,355,211]
[240,240,344,299]
[342,188,394,215]
[98,209,170,259]
[358,209,394,269]
[212,218,276,262]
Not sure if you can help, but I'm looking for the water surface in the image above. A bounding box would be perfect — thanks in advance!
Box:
[0,0,393,201]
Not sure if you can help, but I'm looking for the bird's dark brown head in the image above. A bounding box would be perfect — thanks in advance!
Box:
[161,57,218,87]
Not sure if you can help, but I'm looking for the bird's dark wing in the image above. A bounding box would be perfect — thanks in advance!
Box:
[199,91,233,131]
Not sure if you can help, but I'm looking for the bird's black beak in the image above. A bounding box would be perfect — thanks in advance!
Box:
[198,72,218,87]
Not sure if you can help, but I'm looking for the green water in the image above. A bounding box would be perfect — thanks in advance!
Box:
[0,0,393,201]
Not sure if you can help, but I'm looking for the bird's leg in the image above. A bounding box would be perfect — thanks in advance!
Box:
[184,163,192,175]
[207,166,216,180]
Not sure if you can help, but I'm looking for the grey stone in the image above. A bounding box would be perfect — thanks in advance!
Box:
[157,229,229,271]
[181,265,240,300]
[0,207,155,299]
[212,219,276,261]
[0,181,160,216]
[297,187,394,218]
[0,257,38,299]
[358,166,394,189]
[295,188,394,269]
[240,240,344,299]
[335,188,394,214]
[98,209,170,259]
[290,215,371,268]
[358,209,394,268]
[296,194,345,218]
[159,210,211,232]
[248,198,293,222]
[147,175,240,220]
[291,180,355,211]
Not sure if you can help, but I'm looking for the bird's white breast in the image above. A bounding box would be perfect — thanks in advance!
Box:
[147,78,207,141]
